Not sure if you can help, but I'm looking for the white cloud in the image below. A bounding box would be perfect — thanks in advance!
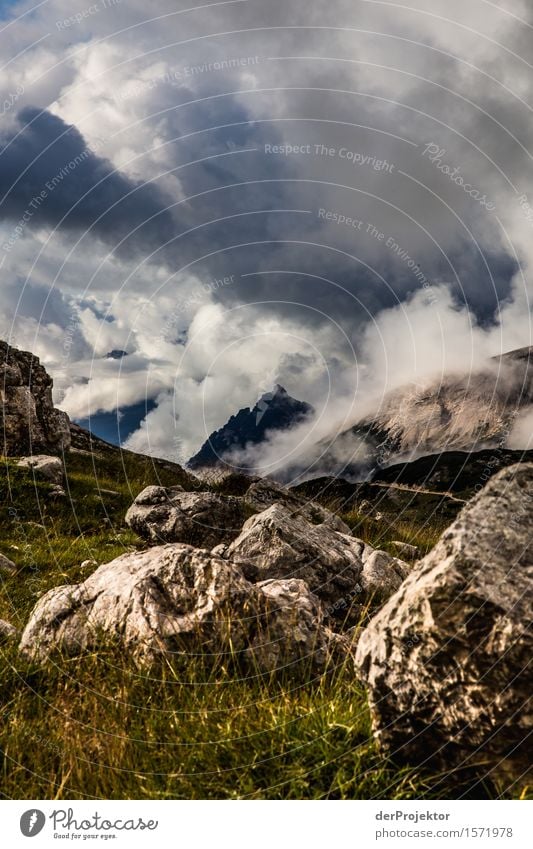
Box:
[1,0,533,472]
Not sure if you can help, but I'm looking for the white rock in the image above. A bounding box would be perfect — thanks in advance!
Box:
[226,504,406,624]
[125,488,248,548]
[360,550,409,602]
[356,464,533,789]
[245,479,351,533]
[390,540,420,559]
[19,544,345,675]
[0,619,18,641]
[17,455,64,485]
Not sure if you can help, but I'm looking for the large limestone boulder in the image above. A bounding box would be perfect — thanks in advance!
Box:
[17,455,64,485]
[244,478,351,533]
[0,341,70,456]
[359,549,409,602]
[252,577,346,673]
[356,464,533,788]
[125,487,250,548]
[19,544,344,675]
[223,504,407,624]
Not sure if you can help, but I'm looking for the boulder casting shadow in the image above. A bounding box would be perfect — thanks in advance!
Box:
[356,464,533,790]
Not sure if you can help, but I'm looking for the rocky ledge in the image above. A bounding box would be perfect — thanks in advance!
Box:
[0,340,70,456]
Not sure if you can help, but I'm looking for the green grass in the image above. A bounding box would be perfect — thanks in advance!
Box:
[0,644,489,801]
[341,509,448,557]
[0,451,528,800]
[0,454,144,624]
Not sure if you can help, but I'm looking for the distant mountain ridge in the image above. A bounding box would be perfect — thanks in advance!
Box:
[4,337,532,486]
[188,385,314,472]
[188,345,533,481]
[326,344,533,476]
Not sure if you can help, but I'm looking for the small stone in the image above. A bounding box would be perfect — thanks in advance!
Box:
[0,619,18,641]
[126,488,249,548]
[0,553,17,575]
[17,455,64,485]
[390,540,420,559]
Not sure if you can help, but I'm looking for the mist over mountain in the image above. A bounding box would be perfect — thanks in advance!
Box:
[193,346,533,483]
[188,385,314,473]
[322,345,533,477]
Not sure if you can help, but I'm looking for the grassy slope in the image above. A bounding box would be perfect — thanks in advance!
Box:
[0,449,526,800]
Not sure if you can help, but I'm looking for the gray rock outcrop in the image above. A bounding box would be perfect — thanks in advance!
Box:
[125,487,250,548]
[244,478,351,533]
[19,544,345,675]
[356,464,533,788]
[126,478,352,550]
[0,341,70,456]
[223,503,408,623]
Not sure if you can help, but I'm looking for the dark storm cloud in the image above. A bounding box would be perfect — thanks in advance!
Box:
[0,0,526,342]
[1,0,528,462]
[2,276,74,327]
[0,94,517,345]
[0,107,176,254]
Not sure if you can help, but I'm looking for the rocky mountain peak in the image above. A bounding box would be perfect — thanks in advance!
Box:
[188,385,314,472]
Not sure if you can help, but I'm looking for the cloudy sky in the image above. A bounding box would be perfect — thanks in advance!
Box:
[1,0,532,464]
